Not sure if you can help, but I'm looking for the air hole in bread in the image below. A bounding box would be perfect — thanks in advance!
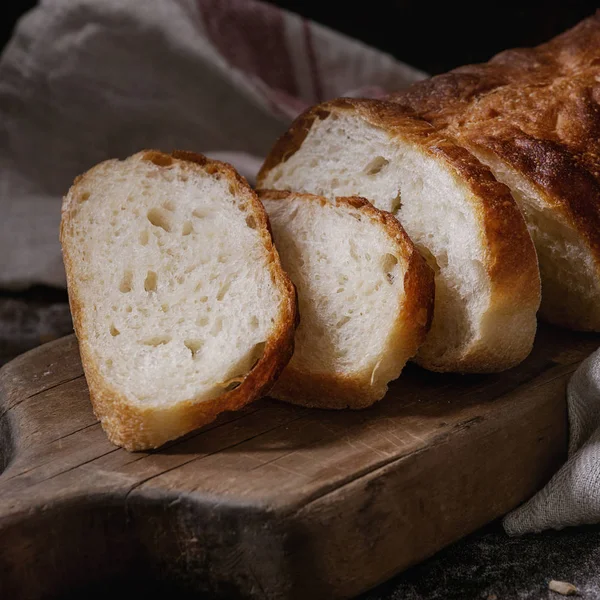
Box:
[125,305,132,313]
[218,254,228,263]
[249,315,259,330]
[382,253,399,284]
[211,318,223,335]
[109,324,120,337]
[147,208,172,232]
[224,380,242,392]
[245,215,257,229]
[250,341,266,368]
[192,208,210,219]
[336,316,350,329]
[184,339,203,358]
[144,271,158,292]
[197,316,209,327]
[144,151,173,167]
[79,192,90,203]
[105,359,113,368]
[229,184,236,195]
[163,200,176,212]
[364,156,390,176]
[390,191,402,214]
[200,295,208,303]
[139,230,149,246]
[416,244,440,274]
[182,221,193,236]
[119,270,133,293]
[142,336,171,346]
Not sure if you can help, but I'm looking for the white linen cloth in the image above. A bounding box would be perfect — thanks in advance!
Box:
[0,0,424,288]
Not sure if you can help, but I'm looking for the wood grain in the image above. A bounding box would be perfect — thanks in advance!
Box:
[0,325,598,599]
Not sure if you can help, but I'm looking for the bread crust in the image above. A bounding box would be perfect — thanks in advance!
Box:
[61,150,298,451]
[258,99,540,372]
[388,13,600,330]
[259,189,434,408]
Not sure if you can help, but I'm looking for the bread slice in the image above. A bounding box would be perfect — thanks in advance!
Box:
[258,99,541,373]
[61,150,297,451]
[387,14,600,330]
[259,190,434,408]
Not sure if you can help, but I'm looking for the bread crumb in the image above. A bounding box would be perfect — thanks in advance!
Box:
[549,580,579,596]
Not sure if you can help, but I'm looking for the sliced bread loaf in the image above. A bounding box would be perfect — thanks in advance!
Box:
[61,150,297,451]
[388,14,600,331]
[260,190,434,408]
[258,99,541,373]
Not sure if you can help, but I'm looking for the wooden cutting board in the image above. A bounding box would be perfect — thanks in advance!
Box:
[1,326,598,599]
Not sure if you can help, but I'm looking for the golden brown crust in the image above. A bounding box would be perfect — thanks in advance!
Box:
[388,13,600,330]
[258,99,540,372]
[61,150,298,451]
[258,189,434,408]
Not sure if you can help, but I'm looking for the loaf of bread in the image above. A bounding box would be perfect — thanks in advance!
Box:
[61,150,297,451]
[388,13,600,331]
[258,99,541,373]
[259,190,434,408]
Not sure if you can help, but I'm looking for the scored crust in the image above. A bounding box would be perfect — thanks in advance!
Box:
[388,13,600,330]
[259,189,434,408]
[61,150,298,451]
[258,99,541,372]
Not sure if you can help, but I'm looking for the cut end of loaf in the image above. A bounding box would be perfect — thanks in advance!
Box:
[260,189,434,408]
[468,143,600,332]
[61,150,297,450]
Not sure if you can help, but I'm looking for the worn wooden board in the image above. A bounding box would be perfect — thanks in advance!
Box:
[0,326,598,599]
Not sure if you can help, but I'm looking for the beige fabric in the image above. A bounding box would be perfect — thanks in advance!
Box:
[0,0,425,289]
[504,349,600,534]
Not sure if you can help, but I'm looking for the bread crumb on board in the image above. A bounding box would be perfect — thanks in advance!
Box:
[549,580,579,596]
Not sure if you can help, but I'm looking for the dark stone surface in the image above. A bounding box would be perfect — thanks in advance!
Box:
[361,521,600,599]
[0,291,71,365]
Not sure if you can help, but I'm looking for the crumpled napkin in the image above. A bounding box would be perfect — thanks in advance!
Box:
[0,0,425,289]
[504,347,600,534]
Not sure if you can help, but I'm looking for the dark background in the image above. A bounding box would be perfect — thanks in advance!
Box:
[3,1,599,74]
